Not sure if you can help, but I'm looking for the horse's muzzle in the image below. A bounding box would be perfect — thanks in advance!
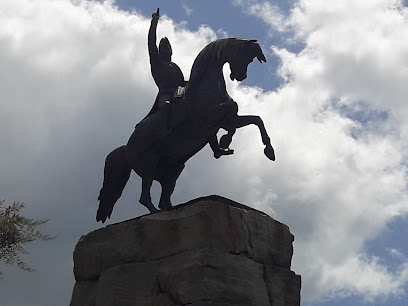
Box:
[230,72,247,82]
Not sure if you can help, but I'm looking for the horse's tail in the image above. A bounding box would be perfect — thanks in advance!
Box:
[96,145,131,223]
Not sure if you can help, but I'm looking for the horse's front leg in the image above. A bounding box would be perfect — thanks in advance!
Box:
[219,129,236,150]
[209,134,234,159]
[223,115,275,161]
[201,102,238,158]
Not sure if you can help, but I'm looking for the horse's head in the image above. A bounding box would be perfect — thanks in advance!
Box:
[227,39,267,82]
[187,38,267,99]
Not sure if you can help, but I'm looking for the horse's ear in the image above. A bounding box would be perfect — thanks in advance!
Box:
[254,43,267,63]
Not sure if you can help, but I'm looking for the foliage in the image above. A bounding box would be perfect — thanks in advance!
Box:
[0,200,55,273]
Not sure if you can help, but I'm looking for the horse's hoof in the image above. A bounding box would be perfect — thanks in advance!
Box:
[214,148,234,159]
[159,201,173,211]
[140,197,159,213]
[224,149,234,156]
[219,134,232,149]
[146,204,159,213]
[264,146,275,161]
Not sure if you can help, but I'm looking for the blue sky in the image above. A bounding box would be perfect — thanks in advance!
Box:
[116,0,292,91]
[1,0,408,305]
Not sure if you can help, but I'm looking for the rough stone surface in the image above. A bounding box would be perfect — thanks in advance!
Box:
[96,262,161,306]
[70,195,301,306]
[265,266,302,306]
[71,281,97,306]
[157,248,271,305]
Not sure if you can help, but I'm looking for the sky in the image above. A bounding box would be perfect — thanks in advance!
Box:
[0,0,408,305]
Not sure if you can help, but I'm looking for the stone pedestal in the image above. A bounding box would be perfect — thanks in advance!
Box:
[70,195,301,305]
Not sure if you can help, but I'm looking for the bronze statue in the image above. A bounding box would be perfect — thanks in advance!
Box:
[96,10,274,223]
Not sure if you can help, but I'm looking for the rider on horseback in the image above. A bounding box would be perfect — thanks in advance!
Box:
[97,24,273,221]
[146,8,233,159]
[146,8,185,117]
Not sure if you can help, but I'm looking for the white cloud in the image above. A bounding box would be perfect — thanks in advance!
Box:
[232,0,408,302]
[319,255,408,302]
[288,0,408,127]
[233,0,289,32]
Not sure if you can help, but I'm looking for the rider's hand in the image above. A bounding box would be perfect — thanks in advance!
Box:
[152,8,160,21]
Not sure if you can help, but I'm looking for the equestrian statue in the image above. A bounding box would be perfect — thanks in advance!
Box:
[96,8,275,223]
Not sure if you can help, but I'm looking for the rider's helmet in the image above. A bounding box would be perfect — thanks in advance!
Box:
[159,37,172,58]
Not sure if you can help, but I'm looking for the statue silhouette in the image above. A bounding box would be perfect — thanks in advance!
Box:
[96,11,274,223]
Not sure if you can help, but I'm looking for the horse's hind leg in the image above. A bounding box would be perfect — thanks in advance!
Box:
[129,151,160,213]
[157,163,185,211]
[140,176,159,213]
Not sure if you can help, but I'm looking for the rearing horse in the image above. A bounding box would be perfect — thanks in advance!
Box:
[96,38,275,223]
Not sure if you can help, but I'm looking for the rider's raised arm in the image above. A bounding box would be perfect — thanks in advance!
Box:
[148,8,160,62]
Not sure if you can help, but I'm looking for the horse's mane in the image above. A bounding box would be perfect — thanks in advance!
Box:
[188,38,252,88]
